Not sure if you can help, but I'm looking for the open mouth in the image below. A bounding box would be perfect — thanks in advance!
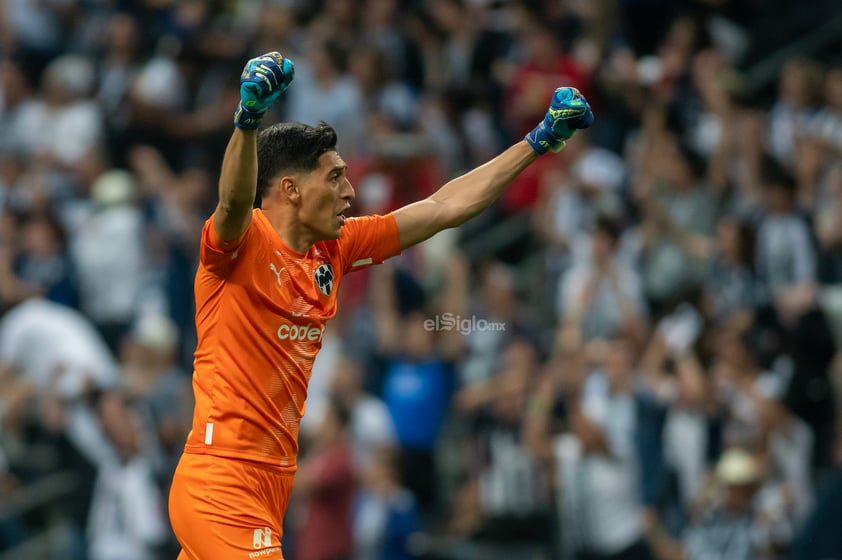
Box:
[336,210,347,225]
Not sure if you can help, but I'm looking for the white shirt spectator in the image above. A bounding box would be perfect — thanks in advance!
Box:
[809,107,842,154]
[571,146,627,195]
[769,102,814,167]
[131,56,186,112]
[304,333,396,466]
[555,434,644,557]
[4,0,65,53]
[769,415,814,522]
[755,214,815,299]
[14,99,103,166]
[71,171,148,326]
[479,424,548,518]
[558,259,645,341]
[0,298,119,466]
[663,408,709,508]
[459,325,508,386]
[555,371,645,556]
[544,147,627,269]
[546,187,595,266]
[349,393,396,468]
[0,299,118,397]
[11,54,102,166]
[87,456,168,560]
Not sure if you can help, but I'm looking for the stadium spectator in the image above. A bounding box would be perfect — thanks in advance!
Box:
[87,391,168,560]
[328,353,396,470]
[120,313,192,487]
[556,215,647,345]
[353,446,420,560]
[0,2,840,559]
[70,168,151,352]
[293,398,356,560]
[371,263,457,514]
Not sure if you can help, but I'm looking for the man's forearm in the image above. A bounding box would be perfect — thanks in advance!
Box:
[393,88,591,250]
[430,141,538,227]
[214,128,258,241]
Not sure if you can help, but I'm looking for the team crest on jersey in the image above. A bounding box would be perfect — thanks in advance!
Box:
[314,263,334,296]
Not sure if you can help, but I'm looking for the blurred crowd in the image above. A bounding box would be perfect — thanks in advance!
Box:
[1,0,842,559]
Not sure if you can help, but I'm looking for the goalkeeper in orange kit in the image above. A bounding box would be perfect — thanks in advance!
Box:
[167,50,593,559]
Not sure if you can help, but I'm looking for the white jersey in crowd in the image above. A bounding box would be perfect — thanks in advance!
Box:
[555,371,644,556]
[0,298,119,397]
[87,456,168,560]
[0,298,120,467]
[71,203,148,326]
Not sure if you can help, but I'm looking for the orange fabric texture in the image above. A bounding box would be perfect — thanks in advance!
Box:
[170,453,293,559]
[182,208,401,471]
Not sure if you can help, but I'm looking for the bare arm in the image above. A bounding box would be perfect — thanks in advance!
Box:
[213,129,258,242]
[393,141,538,249]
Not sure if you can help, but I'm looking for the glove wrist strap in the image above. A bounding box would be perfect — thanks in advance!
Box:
[525,122,564,155]
[234,104,265,130]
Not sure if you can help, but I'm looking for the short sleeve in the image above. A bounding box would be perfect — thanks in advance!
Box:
[199,212,256,277]
[336,213,402,274]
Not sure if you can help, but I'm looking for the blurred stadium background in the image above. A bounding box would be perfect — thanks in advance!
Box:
[1,0,842,559]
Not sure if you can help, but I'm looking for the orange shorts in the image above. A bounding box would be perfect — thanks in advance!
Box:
[169,452,295,560]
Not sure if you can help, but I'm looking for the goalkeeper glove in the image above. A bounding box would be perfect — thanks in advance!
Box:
[525,87,594,155]
[234,51,295,130]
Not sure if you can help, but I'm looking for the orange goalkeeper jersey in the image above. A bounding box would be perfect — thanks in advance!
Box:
[183,208,401,471]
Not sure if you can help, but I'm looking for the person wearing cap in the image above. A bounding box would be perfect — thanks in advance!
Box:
[70,169,148,353]
[682,447,792,560]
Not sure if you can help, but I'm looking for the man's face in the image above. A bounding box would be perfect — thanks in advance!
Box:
[298,151,355,240]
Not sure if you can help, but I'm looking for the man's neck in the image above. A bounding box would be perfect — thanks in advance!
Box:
[260,206,315,254]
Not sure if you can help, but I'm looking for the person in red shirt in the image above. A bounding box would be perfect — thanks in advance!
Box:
[168,51,593,559]
[503,18,590,214]
[293,398,356,560]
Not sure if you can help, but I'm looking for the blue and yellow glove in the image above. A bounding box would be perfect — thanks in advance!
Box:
[525,87,594,155]
[234,51,295,130]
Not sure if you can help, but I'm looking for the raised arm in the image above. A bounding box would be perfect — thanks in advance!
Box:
[393,87,593,250]
[214,129,260,241]
[213,52,294,242]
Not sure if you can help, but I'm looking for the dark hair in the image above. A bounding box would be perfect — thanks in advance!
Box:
[23,210,68,248]
[593,214,623,246]
[255,121,338,203]
[735,218,756,268]
[677,141,707,179]
[326,396,352,430]
[718,214,756,268]
[737,329,760,366]
[761,155,796,192]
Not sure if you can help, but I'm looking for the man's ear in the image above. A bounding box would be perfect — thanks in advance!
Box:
[280,175,300,204]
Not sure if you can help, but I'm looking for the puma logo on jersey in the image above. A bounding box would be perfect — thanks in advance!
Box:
[269,263,284,286]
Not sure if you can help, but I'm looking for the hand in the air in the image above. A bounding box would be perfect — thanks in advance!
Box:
[234,52,295,130]
[525,87,594,155]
